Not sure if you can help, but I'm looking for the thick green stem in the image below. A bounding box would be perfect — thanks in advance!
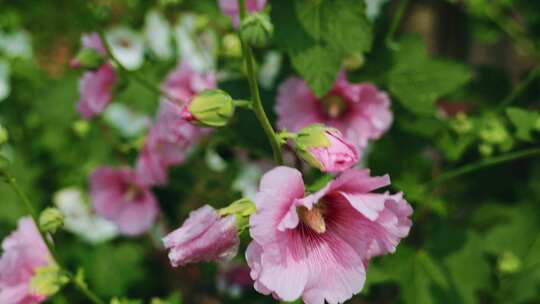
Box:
[97,31,183,104]
[429,147,540,188]
[0,169,106,304]
[237,0,284,164]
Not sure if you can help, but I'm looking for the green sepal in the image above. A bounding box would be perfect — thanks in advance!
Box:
[29,263,69,297]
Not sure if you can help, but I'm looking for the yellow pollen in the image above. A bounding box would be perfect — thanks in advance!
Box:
[298,206,326,234]
[321,95,347,119]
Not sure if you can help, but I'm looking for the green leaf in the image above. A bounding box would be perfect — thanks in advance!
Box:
[272,0,372,96]
[443,232,490,304]
[388,36,472,115]
[506,107,539,141]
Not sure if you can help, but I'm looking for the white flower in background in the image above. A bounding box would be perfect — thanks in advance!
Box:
[365,0,389,20]
[104,103,151,138]
[0,60,10,102]
[258,51,282,89]
[54,188,118,244]
[0,30,33,59]
[205,148,227,172]
[174,14,217,72]
[105,26,145,70]
[232,163,263,201]
[144,9,173,60]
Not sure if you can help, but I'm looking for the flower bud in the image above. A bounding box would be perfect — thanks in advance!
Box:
[39,207,64,234]
[182,89,235,127]
[70,48,105,69]
[240,13,273,48]
[293,124,359,173]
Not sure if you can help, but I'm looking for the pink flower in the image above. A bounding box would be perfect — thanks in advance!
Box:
[276,72,393,150]
[311,130,359,172]
[218,0,267,27]
[161,62,216,104]
[135,101,205,186]
[246,167,412,303]
[163,205,239,267]
[90,167,159,236]
[293,125,359,173]
[81,32,106,55]
[76,64,117,119]
[0,217,52,304]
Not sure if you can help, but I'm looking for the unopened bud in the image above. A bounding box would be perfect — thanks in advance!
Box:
[240,13,273,48]
[70,48,104,69]
[39,208,64,233]
[29,264,69,297]
[182,89,235,127]
[292,124,359,173]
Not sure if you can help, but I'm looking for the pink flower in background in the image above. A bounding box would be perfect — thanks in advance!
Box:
[246,166,412,304]
[161,62,216,104]
[276,72,393,150]
[76,64,117,119]
[0,217,52,304]
[218,0,267,27]
[90,167,159,236]
[310,129,359,172]
[163,205,239,267]
[81,32,106,55]
[135,101,205,186]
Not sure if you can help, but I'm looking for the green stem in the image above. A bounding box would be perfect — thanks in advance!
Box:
[97,31,183,104]
[233,99,253,109]
[386,0,409,47]
[498,66,540,109]
[237,0,284,164]
[428,147,540,188]
[0,169,106,304]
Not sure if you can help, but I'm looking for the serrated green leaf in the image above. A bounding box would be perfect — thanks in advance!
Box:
[273,0,372,96]
[506,107,539,141]
[389,37,472,115]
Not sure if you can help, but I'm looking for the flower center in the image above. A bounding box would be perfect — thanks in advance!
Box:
[124,183,142,201]
[297,205,326,234]
[321,94,347,119]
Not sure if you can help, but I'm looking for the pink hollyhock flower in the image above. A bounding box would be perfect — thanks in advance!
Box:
[246,166,412,303]
[81,32,106,55]
[276,72,393,150]
[293,125,359,173]
[218,0,267,27]
[161,62,216,104]
[135,101,205,186]
[90,167,159,236]
[163,205,239,267]
[310,129,359,172]
[0,217,52,304]
[76,64,117,119]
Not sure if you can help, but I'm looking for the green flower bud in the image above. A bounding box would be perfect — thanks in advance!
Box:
[497,251,522,274]
[183,89,235,127]
[71,48,104,70]
[240,13,274,48]
[0,124,8,146]
[222,34,242,57]
[39,207,64,233]
[29,264,69,297]
[478,143,493,157]
[72,120,90,137]
[343,53,365,71]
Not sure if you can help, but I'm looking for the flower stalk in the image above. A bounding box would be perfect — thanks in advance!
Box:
[237,0,284,165]
[0,168,106,304]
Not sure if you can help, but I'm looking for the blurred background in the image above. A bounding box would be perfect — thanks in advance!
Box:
[1,0,540,303]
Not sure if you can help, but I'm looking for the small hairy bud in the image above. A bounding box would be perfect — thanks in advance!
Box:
[182,89,235,127]
[240,12,273,48]
[39,207,64,234]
